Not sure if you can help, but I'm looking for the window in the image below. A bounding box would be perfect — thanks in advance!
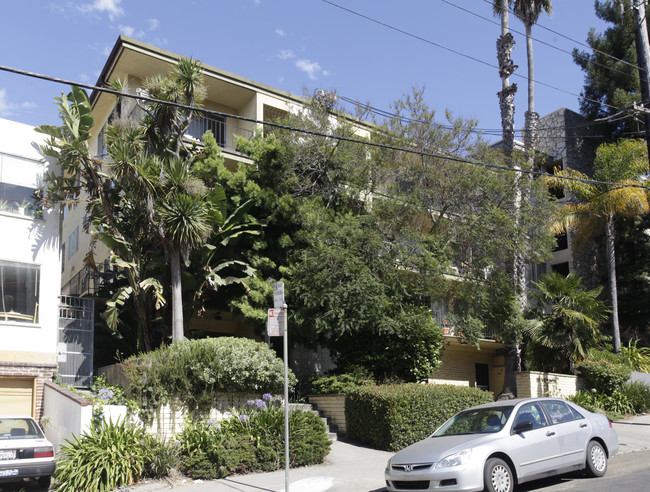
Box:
[68,226,79,259]
[540,400,576,424]
[551,262,570,276]
[0,260,40,324]
[263,105,289,136]
[554,233,568,252]
[514,402,548,429]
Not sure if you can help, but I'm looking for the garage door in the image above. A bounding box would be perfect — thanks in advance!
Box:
[0,378,34,416]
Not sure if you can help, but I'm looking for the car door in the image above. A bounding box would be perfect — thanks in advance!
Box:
[540,400,591,467]
[509,402,563,480]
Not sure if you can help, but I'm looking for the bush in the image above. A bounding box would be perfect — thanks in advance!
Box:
[178,394,330,479]
[346,383,494,451]
[123,337,296,419]
[620,381,650,413]
[308,369,374,395]
[577,349,632,394]
[54,418,153,492]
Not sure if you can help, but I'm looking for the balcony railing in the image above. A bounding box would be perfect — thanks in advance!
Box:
[187,113,254,154]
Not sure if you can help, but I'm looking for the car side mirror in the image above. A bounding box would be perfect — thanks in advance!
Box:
[514,420,534,433]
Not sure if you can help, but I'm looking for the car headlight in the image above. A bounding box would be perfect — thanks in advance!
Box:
[435,449,472,468]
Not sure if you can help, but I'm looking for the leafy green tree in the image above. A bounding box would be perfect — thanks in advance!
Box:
[38,60,258,351]
[573,1,643,138]
[526,272,608,373]
[546,138,650,353]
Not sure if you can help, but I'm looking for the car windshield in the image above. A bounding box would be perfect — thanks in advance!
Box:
[0,418,44,439]
[433,407,514,436]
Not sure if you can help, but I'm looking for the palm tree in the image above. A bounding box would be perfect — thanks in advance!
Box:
[526,272,608,374]
[511,0,552,156]
[546,139,649,353]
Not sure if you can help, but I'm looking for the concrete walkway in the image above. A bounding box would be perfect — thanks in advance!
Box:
[130,413,650,492]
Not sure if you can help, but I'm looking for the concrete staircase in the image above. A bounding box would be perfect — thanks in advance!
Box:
[288,402,338,441]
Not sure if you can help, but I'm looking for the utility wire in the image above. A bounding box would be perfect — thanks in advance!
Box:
[321,0,623,113]
[480,0,647,74]
[1,62,648,191]
[443,0,640,81]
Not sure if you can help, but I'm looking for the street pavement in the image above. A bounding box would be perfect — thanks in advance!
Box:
[128,413,650,492]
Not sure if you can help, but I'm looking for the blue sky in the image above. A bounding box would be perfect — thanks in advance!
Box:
[0,0,608,143]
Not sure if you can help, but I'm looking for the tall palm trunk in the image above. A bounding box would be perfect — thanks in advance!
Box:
[496,0,520,398]
[170,251,184,343]
[605,215,621,353]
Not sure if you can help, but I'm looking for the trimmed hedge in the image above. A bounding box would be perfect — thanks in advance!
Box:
[346,384,494,451]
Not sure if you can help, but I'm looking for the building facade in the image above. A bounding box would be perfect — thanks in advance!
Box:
[0,118,61,419]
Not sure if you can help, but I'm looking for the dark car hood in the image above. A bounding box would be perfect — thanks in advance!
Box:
[391,434,492,465]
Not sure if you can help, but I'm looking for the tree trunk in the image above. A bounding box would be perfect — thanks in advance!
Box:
[605,216,621,353]
[496,0,519,399]
[170,251,185,343]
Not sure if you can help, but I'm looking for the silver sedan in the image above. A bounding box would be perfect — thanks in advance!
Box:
[384,397,618,492]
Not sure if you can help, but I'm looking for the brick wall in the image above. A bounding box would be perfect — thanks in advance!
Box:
[0,362,57,420]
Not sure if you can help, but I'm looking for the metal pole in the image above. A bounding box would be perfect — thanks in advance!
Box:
[283,303,290,492]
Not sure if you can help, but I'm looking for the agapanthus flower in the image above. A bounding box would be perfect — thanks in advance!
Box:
[247,399,256,406]
[97,388,114,403]
[262,393,272,401]
[239,414,250,422]
[255,399,266,409]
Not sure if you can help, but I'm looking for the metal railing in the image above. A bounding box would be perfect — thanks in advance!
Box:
[187,113,254,154]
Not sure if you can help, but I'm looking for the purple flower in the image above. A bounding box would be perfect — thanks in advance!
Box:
[239,414,250,422]
[262,393,272,401]
[247,399,256,406]
[255,399,266,409]
[97,388,114,403]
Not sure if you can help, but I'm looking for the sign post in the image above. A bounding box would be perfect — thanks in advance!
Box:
[270,281,289,492]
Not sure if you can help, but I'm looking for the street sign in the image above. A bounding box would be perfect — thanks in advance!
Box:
[267,308,284,336]
[274,281,285,308]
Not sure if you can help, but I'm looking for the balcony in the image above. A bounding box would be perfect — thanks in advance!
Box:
[186,113,254,155]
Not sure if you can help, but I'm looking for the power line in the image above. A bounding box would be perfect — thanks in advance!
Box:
[480,0,647,74]
[321,0,623,113]
[445,0,641,81]
[0,62,647,192]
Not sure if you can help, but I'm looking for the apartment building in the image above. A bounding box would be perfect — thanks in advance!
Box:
[0,118,60,418]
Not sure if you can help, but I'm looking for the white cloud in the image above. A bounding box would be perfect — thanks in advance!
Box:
[118,25,145,38]
[254,0,261,5]
[21,102,37,110]
[0,89,16,117]
[78,0,124,21]
[296,59,322,80]
[275,28,285,37]
[119,25,135,37]
[148,18,160,31]
[278,50,295,60]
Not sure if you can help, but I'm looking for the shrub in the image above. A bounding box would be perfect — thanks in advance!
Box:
[178,394,330,480]
[309,370,374,395]
[621,340,650,372]
[619,381,650,413]
[577,349,632,394]
[123,337,296,419]
[346,383,494,451]
[54,418,152,492]
[142,434,180,478]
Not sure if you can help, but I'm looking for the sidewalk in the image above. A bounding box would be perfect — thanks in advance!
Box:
[131,413,650,492]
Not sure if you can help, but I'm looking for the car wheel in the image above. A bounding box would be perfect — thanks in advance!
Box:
[37,475,51,489]
[585,440,607,477]
[484,458,514,492]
